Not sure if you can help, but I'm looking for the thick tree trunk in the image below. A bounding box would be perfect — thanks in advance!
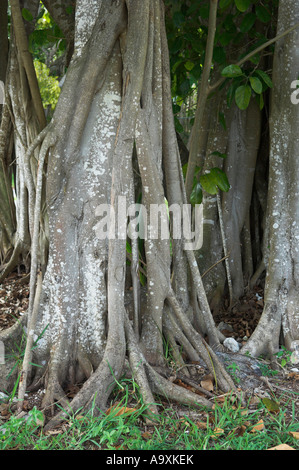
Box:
[242,0,299,357]
[8,0,234,425]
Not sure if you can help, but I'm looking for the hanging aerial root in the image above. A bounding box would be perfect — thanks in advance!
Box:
[17,132,57,411]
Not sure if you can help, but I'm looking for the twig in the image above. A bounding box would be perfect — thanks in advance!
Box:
[201,253,230,279]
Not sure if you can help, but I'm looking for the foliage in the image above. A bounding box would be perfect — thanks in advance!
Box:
[164,0,278,203]
[34,59,60,110]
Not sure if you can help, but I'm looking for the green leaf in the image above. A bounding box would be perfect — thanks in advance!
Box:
[249,76,263,94]
[262,398,280,413]
[254,69,273,88]
[255,92,264,110]
[190,182,203,206]
[200,168,230,195]
[200,174,218,195]
[184,61,194,71]
[221,64,244,78]
[235,84,252,110]
[209,168,230,192]
[22,8,34,22]
[256,5,271,23]
[234,0,251,12]
[210,151,227,159]
[240,13,256,33]
[219,0,233,9]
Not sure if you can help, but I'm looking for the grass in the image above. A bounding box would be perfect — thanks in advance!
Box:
[0,381,298,451]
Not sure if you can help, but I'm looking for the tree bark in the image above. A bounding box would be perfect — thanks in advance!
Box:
[242,0,299,357]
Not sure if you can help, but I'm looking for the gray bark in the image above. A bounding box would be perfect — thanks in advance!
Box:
[242,0,299,356]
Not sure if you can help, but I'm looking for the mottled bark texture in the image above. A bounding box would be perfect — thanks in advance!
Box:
[0,0,233,428]
[242,0,299,357]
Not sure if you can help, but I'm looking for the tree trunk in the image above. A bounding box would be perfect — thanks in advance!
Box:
[242,0,299,357]
[7,0,234,426]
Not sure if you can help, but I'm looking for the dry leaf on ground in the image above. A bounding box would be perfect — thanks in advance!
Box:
[250,419,264,433]
[267,444,295,450]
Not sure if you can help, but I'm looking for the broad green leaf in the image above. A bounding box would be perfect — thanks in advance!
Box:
[249,76,263,94]
[200,168,230,194]
[226,77,243,107]
[221,64,244,78]
[256,5,271,23]
[209,168,230,192]
[184,61,194,71]
[219,0,233,9]
[200,174,218,195]
[190,182,203,206]
[22,8,34,22]
[235,84,252,110]
[255,93,264,110]
[234,0,251,12]
[254,69,273,88]
[240,13,256,33]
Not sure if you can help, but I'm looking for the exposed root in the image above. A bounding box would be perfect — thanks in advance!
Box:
[144,362,212,409]
[124,313,159,416]
[0,241,23,283]
[166,289,235,393]
[41,379,70,417]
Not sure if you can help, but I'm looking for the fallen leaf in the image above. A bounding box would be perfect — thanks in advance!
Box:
[211,427,224,439]
[289,431,299,440]
[201,378,214,392]
[267,444,295,450]
[250,419,264,433]
[106,406,137,417]
[262,397,280,413]
[196,421,208,430]
[229,425,247,437]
